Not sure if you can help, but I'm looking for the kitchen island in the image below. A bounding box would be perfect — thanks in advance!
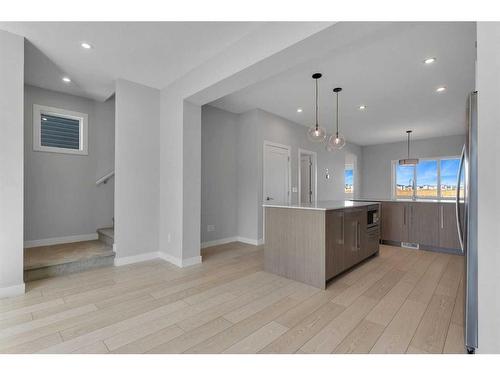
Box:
[263,200,380,289]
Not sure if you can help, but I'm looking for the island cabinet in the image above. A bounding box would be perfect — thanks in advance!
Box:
[380,201,461,253]
[264,202,380,289]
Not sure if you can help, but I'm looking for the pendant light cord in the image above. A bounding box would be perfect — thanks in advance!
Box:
[336,91,340,137]
[315,78,319,130]
[407,131,411,158]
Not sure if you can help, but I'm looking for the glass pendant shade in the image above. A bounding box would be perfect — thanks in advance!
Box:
[326,133,346,150]
[307,126,326,142]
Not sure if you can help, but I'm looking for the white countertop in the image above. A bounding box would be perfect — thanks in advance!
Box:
[262,200,380,211]
[353,198,456,204]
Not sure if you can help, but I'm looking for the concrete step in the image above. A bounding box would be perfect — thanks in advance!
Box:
[24,240,115,282]
[97,227,114,247]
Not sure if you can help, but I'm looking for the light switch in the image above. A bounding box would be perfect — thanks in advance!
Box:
[292,187,298,193]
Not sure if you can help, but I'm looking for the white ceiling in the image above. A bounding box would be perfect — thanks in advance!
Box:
[0,22,263,101]
[210,22,476,146]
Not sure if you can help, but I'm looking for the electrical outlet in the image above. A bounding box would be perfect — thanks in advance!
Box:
[207,225,215,232]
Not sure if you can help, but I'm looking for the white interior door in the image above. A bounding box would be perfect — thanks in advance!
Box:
[300,154,312,203]
[264,143,290,204]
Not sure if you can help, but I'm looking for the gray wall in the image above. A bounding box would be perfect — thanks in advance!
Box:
[23,85,115,243]
[360,134,465,199]
[201,106,239,243]
[0,30,24,295]
[201,106,363,244]
[115,79,160,259]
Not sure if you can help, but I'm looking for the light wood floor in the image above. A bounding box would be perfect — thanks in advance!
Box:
[1,242,465,354]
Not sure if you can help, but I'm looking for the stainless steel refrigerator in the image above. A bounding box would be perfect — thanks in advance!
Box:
[456,90,478,353]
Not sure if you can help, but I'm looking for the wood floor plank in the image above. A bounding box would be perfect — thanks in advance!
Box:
[370,299,427,354]
[299,296,379,353]
[110,325,185,354]
[104,291,236,351]
[224,321,288,354]
[260,302,345,353]
[147,317,233,354]
[409,293,455,353]
[333,319,385,354]
[443,323,466,354]
[274,281,349,329]
[184,296,307,354]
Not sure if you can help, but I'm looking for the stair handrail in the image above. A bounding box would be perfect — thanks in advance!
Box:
[96,170,115,185]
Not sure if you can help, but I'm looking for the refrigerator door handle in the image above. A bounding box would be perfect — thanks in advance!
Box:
[456,144,465,254]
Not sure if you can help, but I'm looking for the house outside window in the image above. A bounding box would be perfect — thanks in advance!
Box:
[345,164,354,196]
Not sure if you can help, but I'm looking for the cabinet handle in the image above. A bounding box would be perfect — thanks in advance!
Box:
[356,221,361,250]
[440,206,444,229]
[403,206,406,225]
[341,213,344,244]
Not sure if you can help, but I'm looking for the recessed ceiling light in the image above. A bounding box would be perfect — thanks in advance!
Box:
[424,57,437,64]
[62,77,71,83]
[358,105,367,110]
[436,86,447,93]
[80,42,92,49]
[297,108,303,113]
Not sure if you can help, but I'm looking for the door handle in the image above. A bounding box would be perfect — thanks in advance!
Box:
[266,197,274,201]
[440,205,444,229]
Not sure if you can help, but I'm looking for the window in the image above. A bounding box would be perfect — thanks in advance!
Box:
[33,104,88,155]
[393,156,461,199]
[345,164,354,195]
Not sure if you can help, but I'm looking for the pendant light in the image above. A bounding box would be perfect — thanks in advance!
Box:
[399,130,419,165]
[307,73,327,142]
[326,87,346,150]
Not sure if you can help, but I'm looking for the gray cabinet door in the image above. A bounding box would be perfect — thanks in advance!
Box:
[381,202,408,243]
[343,208,364,269]
[439,203,461,250]
[408,202,440,247]
[325,210,344,279]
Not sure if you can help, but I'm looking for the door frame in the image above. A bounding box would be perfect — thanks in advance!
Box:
[263,141,292,205]
[298,148,317,204]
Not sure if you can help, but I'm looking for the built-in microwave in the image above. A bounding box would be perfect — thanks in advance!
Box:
[367,207,379,228]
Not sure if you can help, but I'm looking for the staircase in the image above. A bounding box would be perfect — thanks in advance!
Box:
[23,227,115,282]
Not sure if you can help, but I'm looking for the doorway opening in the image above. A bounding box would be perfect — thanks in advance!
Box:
[298,148,317,204]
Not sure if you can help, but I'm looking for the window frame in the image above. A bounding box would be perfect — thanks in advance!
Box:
[33,104,88,155]
[391,155,460,200]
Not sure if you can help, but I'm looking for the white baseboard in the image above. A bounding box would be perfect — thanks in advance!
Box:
[114,251,159,267]
[159,252,202,268]
[24,233,98,248]
[114,249,202,269]
[201,237,239,249]
[237,236,264,246]
[201,236,264,248]
[0,283,25,298]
